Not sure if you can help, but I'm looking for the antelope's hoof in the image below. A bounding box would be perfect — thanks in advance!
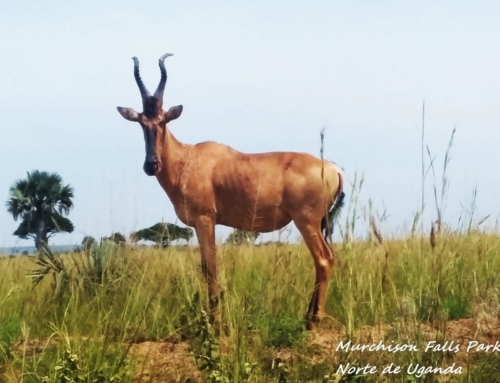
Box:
[305,314,322,330]
[209,295,219,305]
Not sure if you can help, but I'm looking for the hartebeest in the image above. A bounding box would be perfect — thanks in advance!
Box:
[116,53,345,325]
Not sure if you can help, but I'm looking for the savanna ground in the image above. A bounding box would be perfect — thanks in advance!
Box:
[1,227,500,383]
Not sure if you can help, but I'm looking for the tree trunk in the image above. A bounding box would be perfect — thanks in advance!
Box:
[35,214,47,251]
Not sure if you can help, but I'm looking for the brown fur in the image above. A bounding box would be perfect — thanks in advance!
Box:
[117,54,344,326]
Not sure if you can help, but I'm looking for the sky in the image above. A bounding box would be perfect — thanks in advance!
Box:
[1,0,499,248]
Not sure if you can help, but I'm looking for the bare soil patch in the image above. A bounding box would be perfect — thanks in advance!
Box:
[130,340,201,383]
[4,318,499,382]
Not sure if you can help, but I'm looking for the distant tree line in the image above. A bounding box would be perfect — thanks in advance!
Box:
[5,170,196,251]
[6,170,260,250]
[80,223,194,251]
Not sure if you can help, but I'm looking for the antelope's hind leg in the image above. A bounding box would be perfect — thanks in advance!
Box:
[293,217,335,328]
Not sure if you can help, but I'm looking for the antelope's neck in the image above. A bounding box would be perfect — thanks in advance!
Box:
[156,127,190,198]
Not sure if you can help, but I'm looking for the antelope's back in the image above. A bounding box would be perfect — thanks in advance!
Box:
[209,146,342,223]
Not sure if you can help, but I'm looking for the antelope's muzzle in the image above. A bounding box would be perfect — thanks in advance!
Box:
[144,156,160,176]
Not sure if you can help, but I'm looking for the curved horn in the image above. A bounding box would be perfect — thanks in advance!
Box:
[153,53,173,99]
[132,57,151,99]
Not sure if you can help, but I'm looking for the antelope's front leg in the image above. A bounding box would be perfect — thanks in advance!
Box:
[195,216,219,314]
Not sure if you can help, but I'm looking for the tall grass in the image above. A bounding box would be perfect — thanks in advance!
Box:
[1,228,499,382]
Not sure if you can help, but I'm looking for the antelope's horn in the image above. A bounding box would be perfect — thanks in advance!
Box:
[132,57,151,99]
[153,53,173,99]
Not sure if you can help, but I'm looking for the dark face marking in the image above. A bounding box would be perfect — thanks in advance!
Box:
[142,124,161,176]
[142,96,160,119]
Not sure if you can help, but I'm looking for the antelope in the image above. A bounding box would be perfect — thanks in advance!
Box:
[116,53,345,326]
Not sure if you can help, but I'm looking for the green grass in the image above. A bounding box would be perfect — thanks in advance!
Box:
[0,232,499,382]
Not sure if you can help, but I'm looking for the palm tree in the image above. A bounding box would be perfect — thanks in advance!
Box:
[6,170,75,250]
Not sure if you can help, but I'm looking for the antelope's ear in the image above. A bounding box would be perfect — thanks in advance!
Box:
[164,105,183,122]
[117,107,139,122]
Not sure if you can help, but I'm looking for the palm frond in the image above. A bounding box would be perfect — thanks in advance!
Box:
[27,243,67,288]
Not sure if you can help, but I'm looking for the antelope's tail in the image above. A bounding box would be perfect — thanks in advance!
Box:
[321,172,345,244]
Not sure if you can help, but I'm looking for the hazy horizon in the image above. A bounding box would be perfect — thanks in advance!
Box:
[1,1,499,248]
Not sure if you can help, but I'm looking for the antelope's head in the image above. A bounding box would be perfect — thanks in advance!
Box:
[117,53,183,176]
